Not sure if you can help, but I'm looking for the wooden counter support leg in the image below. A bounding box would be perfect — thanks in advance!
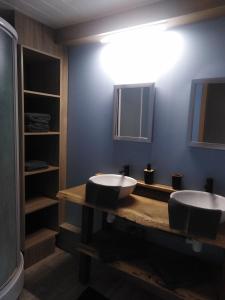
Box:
[102,212,112,231]
[79,206,94,284]
[102,212,108,230]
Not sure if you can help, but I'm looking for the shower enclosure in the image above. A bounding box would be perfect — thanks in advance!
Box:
[0,18,24,299]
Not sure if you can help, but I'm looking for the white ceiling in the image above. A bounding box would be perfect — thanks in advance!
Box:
[0,0,164,29]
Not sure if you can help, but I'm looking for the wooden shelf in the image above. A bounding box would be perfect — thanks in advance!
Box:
[24,131,60,136]
[77,230,217,300]
[56,223,81,255]
[57,185,225,249]
[60,222,81,234]
[137,180,175,193]
[25,228,57,249]
[25,196,58,214]
[24,89,60,99]
[25,165,59,176]
[78,247,215,300]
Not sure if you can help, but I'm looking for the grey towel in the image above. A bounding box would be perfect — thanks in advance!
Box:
[25,160,48,172]
[25,113,51,124]
[25,123,49,132]
[25,113,51,132]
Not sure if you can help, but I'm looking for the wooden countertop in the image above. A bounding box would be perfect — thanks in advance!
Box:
[57,185,225,250]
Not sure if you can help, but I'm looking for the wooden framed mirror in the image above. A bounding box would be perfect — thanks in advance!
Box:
[113,83,155,143]
[189,77,225,150]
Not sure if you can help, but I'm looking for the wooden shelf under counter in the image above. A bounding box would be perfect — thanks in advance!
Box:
[77,230,217,300]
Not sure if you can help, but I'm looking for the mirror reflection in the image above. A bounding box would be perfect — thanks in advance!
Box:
[190,78,225,149]
[113,83,155,142]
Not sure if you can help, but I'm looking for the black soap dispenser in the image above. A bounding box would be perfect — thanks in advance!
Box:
[204,177,214,193]
[144,163,155,184]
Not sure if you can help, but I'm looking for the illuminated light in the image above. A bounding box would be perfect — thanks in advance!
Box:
[100,22,167,44]
[100,28,184,84]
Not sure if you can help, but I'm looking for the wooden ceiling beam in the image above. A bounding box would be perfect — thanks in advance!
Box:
[55,0,225,45]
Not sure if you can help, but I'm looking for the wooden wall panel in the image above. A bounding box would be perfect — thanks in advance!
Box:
[14,12,63,57]
[59,49,68,224]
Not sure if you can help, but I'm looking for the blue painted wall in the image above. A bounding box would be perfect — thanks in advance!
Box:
[67,17,225,196]
[66,17,225,258]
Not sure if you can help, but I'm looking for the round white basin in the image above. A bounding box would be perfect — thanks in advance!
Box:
[89,174,137,199]
[170,190,225,223]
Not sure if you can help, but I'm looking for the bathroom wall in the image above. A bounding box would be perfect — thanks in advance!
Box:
[67,16,225,193]
[66,17,225,258]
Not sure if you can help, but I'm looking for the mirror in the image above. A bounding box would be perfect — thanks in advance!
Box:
[189,78,225,149]
[113,83,155,142]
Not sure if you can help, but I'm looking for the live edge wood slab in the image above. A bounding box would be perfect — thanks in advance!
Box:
[57,184,225,250]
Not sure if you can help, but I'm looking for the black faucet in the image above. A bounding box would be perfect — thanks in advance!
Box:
[204,177,214,193]
[119,165,130,176]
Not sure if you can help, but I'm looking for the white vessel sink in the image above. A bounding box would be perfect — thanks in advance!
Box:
[89,174,137,199]
[170,190,225,223]
[169,190,225,239]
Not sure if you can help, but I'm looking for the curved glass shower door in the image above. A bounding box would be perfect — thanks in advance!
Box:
[0,18,23,298]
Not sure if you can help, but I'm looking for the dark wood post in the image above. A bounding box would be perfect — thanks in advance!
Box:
[219,251,225,300]
[79,206,94,284]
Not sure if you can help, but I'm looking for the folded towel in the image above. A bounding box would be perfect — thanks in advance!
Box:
[25,113,51,132]
[25,160,48,172]
[25,113,51,124]
[25,123,49,132]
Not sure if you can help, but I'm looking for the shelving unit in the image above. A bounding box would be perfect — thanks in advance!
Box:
[19,46,63,268]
